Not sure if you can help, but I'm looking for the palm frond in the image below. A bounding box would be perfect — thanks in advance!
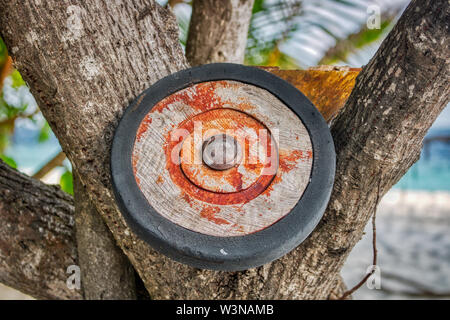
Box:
[246,0,379,68]
[318,4,405,65]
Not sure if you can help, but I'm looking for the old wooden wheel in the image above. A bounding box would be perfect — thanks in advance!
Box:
[111,63,335,270]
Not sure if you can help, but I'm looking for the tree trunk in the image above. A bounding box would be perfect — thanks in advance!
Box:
[0,160,81,299]
[0,0,448,299]
[186,0,254,66]
[73,174,136,299]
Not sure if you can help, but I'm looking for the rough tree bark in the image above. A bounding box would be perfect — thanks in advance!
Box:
[0,160,81,299]
[73,174,136,299]
[186,0,254,66]
[0,163,139,300]
[0,0,448,299]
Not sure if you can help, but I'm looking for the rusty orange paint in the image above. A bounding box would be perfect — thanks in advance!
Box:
[179,108,273,194]
[164,113,278,205]
[151,81,223,114]
[278,150,312,173]
[261,148,312,198]
[132,83,280,206]
[136,115,152,142]
[134,81,256,145]
[200,207,229,225]
[181,192,194,207]
[133,67,358,150]
[260,66,360,122]
[133,72,342,216]
[131,154,140,186]
[156,175,164,184]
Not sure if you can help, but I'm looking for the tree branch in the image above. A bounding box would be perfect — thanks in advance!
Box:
[32,151,66,180]
[0,160,81,299]
[339,177,381,299]
[0,159,148,299]
[73,173,137,299]
[186,0,254,66]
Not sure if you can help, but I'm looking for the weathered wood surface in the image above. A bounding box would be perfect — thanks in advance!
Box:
[133,80,312,236]
[73,174,137,299]
[261,66,361,122]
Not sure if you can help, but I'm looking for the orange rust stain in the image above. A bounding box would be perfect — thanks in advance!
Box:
[262,149,312,197]
[200,207,229,225]
[262,174,281,197]
[133,81,277,201]
[278,149,312,172]
[228,170,243,192]
[147,81,259,116]
[178,108,270,194]
[131,154,140,186]
[156,175,164,184]
[134,79,318,206]
[169,107,277,204]
[166,132,275,205]
[182,192,194,207]
[151,81,226,114]
[259,66,360,122]
[136,115,152,142]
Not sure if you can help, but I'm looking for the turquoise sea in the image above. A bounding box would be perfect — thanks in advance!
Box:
[394,127,450,191]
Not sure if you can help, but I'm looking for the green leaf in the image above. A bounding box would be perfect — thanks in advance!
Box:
[60,170,74,195]
[0,154,17,169]
[252,0,265,14]
[0,36,7,68]
[0,95,24,118]
[38,121,51,142]
[318,12,398,65]
[10,69,26,88]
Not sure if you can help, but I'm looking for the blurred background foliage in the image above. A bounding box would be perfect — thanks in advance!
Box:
[0,35,72,193]
[0,0,411,194]
[171,0,405,68]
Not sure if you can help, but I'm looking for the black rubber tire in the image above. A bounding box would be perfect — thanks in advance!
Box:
[111,63,335,271]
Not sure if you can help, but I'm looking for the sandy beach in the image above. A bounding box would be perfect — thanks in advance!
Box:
[342,189,450,299]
